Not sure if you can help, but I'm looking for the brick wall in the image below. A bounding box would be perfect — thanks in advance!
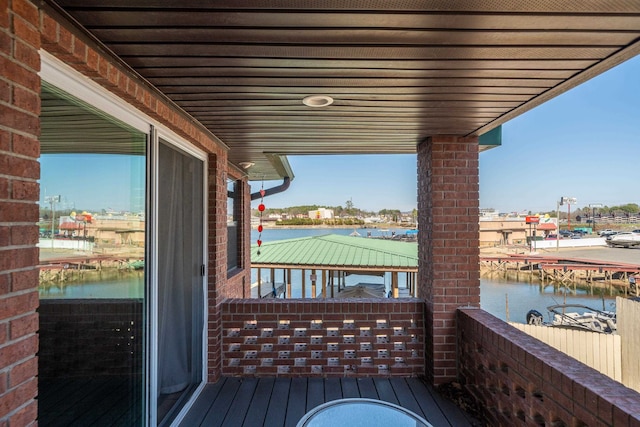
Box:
[0,0,41,424]
[458,308,640,426]
[417,136,480,385]
[221,299,425,377]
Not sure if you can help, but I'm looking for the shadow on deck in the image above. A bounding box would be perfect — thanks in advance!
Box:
[180,377,480,427]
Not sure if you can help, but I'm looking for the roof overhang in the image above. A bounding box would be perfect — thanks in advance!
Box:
[43,1,640,180]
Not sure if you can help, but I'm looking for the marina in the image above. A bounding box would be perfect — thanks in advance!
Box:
[480,253,640,291]
[37,229,634,325]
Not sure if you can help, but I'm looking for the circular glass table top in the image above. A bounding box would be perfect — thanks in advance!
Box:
[296,398,433,427]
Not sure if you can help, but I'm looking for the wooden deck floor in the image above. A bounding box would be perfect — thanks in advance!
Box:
[179,377,480,427]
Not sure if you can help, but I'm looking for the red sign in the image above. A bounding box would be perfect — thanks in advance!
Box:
[525,216,540,224]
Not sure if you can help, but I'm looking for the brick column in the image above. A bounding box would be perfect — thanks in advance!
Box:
[417,136,480,385]
[0,1,41,425]
[207,152,226,381]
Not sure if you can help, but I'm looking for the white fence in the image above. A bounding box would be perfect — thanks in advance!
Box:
[510,322,621,381]
[38,238,94,251]
[532,237,606,250]
[511,296,640,391]
[618,297,640,391]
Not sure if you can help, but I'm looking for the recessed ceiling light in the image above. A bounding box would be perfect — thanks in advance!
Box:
[302,95,333,108]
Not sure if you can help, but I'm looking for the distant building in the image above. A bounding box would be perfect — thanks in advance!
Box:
[479,217,557,246]
[479,208,500,218]
[308,208,334,219]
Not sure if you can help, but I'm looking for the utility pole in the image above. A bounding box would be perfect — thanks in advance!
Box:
[44,195,61,251]
[557,197,576,251]
[589,203,603,233]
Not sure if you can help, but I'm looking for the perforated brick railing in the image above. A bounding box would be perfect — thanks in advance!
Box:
[458,308,640,426]
[221,299,425,377]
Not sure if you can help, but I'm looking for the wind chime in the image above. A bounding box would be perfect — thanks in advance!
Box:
[257,182,265,255]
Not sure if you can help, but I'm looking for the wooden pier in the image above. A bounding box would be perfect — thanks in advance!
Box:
[38,255,144,282]
[481,254,640,292]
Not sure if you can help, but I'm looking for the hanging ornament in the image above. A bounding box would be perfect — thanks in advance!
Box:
[257,179,265,255]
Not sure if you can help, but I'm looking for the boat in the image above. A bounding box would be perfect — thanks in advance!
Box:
[606,231,640,248]
[525,304,616,333]
[336,283,386,298]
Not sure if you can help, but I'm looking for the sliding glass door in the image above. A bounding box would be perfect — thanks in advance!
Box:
[40,57,208,426]
[155,140,205,425]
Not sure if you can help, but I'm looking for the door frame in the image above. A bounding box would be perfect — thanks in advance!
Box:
[40,52,210,427]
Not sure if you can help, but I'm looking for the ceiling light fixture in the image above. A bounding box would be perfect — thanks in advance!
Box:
[239,161,255,170]
[302,95,333,108]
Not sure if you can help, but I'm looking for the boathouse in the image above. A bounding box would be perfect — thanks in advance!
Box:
[2,2,640,426]
[250,234,418,298]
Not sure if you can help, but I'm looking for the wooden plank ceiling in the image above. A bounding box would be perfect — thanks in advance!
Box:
[50,0,640,180]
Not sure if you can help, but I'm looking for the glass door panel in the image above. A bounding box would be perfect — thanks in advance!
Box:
[38,83,146,426]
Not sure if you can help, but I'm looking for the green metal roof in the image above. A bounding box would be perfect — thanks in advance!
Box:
[251,234,417,271]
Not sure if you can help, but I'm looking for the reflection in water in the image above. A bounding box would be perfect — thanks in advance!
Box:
[39,269,144,299]
[480,272,618,324]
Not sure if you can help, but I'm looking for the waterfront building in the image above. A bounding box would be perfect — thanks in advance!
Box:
[308,208,334,220]
[2,2,639,426]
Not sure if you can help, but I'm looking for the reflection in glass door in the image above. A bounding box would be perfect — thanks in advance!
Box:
[38,83,146,426]
[156,140,205,425]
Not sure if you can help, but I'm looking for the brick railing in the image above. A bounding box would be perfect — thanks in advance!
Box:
[221,299,425,377]
[458,308,640,426]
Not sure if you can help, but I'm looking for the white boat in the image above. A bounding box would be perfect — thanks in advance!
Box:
[526,304,616,333]
[606,231,640,248]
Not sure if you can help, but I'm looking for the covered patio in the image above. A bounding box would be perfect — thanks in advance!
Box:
[2,1,640,426]
[250,234,418,298]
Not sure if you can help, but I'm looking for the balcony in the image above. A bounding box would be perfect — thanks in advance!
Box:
[175,300,640,426]
[181,377,476,426]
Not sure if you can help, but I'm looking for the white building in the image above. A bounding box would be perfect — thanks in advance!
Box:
[308,208,334,219]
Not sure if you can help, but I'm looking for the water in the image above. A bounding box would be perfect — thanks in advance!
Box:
[39,227,619,322]
[480,273,616,324]
[39,271,144,299]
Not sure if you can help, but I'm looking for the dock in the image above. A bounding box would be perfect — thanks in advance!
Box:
[38,254,144,282]
[480,254,640,292]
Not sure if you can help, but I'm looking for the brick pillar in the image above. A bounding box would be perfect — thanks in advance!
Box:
[0,0,41,425]
[207,152,226,381]
[417,136,480,385]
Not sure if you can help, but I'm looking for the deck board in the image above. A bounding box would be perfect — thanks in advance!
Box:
[406,377,454,427]
[306,378,325,411]
[284,378,308,427]
[222,378,259,427]
[373,378,400,405]
[389,377,428,419]
[199,377,241,427]
[181,377,480,427]
[356,377,379,399]
[323,377,343,402]
[179,378,226,426]
[340,378,360,398]
[242,377,275,427]
[263,377,290,427]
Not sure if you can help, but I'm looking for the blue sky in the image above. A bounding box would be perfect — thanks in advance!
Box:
[40,55,639,214]
[40,154,145,213]
[258,55,640,213]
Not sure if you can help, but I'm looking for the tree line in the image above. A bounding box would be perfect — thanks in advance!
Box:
[254,201,416,219]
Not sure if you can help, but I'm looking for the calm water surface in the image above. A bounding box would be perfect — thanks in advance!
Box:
[39,227,618,323]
